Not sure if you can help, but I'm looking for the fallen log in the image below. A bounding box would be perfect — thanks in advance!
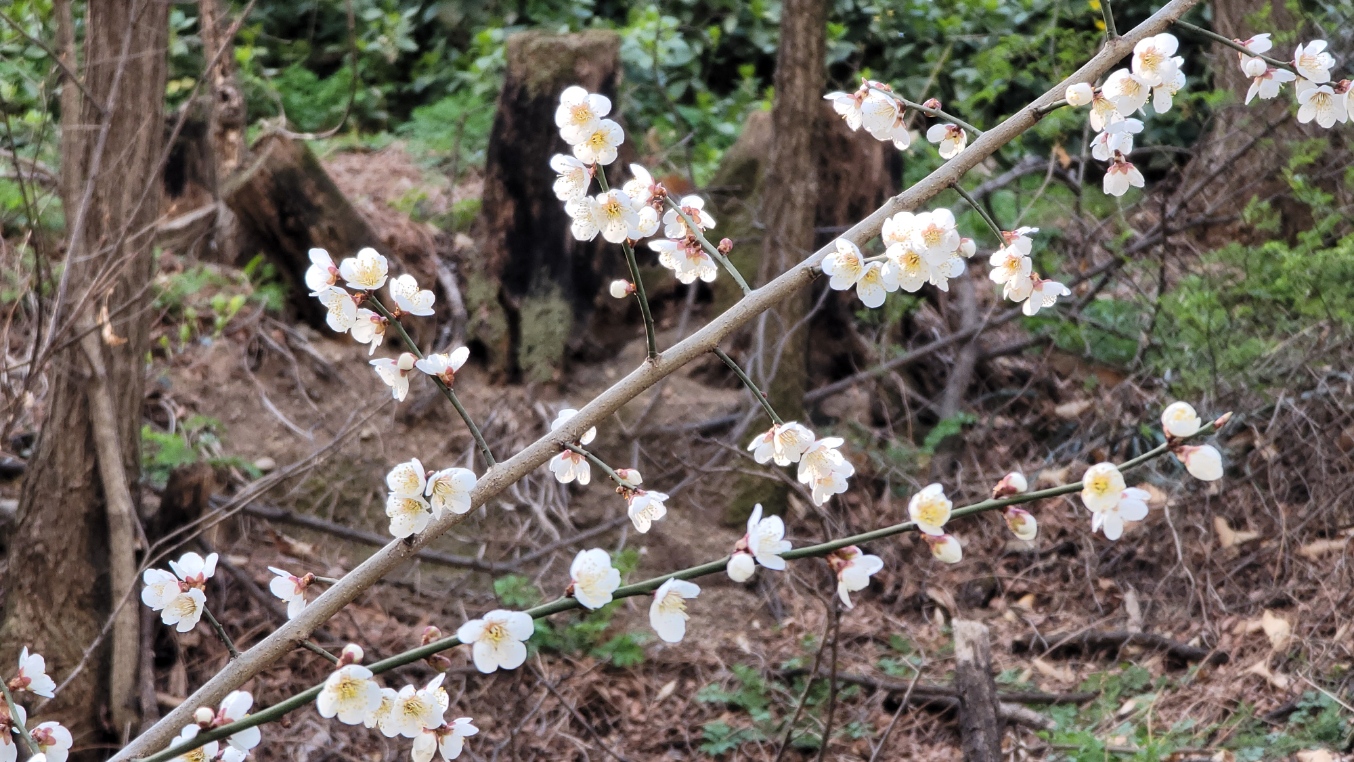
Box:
[1012,630,1229,666]
[954,620,1005,761]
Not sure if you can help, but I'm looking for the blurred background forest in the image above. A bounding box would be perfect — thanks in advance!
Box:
[3,0,1354,759]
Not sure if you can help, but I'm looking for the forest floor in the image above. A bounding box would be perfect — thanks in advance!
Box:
[111,144,1354,760]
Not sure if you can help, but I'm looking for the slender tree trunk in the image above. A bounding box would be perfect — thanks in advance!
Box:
[0,0,168,747]
[196,0,249,262]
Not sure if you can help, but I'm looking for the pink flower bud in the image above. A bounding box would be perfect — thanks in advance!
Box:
[193,707,215,726]
[992,471,1028,499]
[1004,507,1038,541]
[338,643,364,666]
[718,238,734,254]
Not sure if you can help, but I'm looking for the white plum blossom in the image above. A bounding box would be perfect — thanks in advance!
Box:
[830,546,883,609]
[924,533,963,564]
[884,242,931,293]
[1293,40,1334,84]
[1161,401,1202,437]
[1091,118,1142,161]
[627,490,669,533]
[415,347,470,385]
[747,421,815,466]
[387,493,433,539]
[556,86,611,144]
[1091,487,1150,541]
[167,725,217,762]
[989,248,1032,300]
[1065,82,1095,107]
[365,687,397,731]
[908,483,952,536]
[807,470,852,506]
[551,407,597,446]
[633,206,660,238]
[456,610,534,673]
[609,279,633,299]
[1089,91,1122,132]
[1004,507,1039,541]
[305,248,340,295]
[726,552,756,582]
[999,227,1039,256]
[161,588,207,633]
[387,458,428,498]
[824,90,865,129]
[412,718,478,762]
[651,239,718,284]
[317,287,358,333]
[339,248,389,291]
[993,471,1029,497]
[371,352,417,401]
[1152,59,1187,113]
[623,164,656,206]
[822,239,867,291]
[569,549,621,610]
[550,154,591,201]
[649,578,700,643]
[1080,462,1128,513]
[1246,67,1296,103]
[267,567,311,620]
[880,210,917,246]
[1178,444,1224,481]
[1131,33,1180,87]
[743,503,790,571]
[549,449,591,485]
[572,119,625,165]
[380,674,447,739]
[216,691,262,759]
[798,437,854,505]
[15,647,56,698]
[390,274,436,316]
[565,196,601,241]
[911,208,961,262]
[142,568,183,610]
[349,309,387,355]
[593,189,640,243]
[1104,69,1151,115]
[926,123,967,159]
[1103,155,1145,197]
[860,92,912,148]
[853,260,897,308]
[661,195,717,239]
[426,467,476,517]
[1020,275,1071,316]
[30,722,72,762]
[1297,85,1347,128]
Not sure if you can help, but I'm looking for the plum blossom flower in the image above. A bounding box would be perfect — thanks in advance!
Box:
[411,718,478,762]
[1020,274,1071,316]
[860,92,912,148]
[569,549,621,610]
[881,211,917,246]
[1161,401,1202,437]
[572,119,624,165]
[14,647,56,698]
[1104,69,1151,115]
[390,274,436,316]
[926,123,967,159]
[924,533,963,564]
[380,675,447,739]
[747,422,815,466]
[609,279,634,298]
[1246,67,1296,103]
[853,260,898,308]
[1091,118,1142,161]
[387,458,427,498]
[728,504,791,583]
[798,437,854,505]
[1152,60,1187,113]
[565,196,600,241]
[1089,91,1122,132]
[1103,155,1145,197]
[167,725,217,762]
[828,546,883,609]
[623,164,656,206]
[317,287,358,332]
[316,663,383,724]
[1177,444,1223,481]
[415,347,470,385]
[651,239,717,284]
[387,492,433,539]
[999,227,1039,256]
[822,239,867,291]
[824,91,865,130]
[339,248,389,291]
[989,248,1032,300]
[649,578,700,643]
[911,209,961,262]
[161,588,207,633]
[1236,33,1272,73]
[548,408,595,485]
[268,567,312,619]
[1065,82,1095,107]
[909,484,953,536]
[1004,507,1038,541]
[556,86,611,144]
[727,552,756,582]
[884,242,931,293]
[1090,487,1150,541]
[30,722,72,762]
[365,688,397,731]
[426,468,476,517]
[1297,84,1347,128]
[349,309,387,355]
[1080,462,1127,513]
[593,189,639,244]
[457,610,534,673]
[371,352,417,401]
[214,691,261,759]
[550,154,591,201]
[305,248,340,295]
[1293,40,1334,84]
[627,490,669,533]
[1131,33,1180,87]
[662,196,716,238]
[142,568,183,611]
[633,206,660,238]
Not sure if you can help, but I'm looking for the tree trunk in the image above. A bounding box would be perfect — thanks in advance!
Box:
[0,0,169,746]
[195,0,250,262]
[474,30,624,381]
[953,620,1004,762]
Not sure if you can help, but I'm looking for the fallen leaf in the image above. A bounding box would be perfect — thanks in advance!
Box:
[1215,516,1262,549]
[1244,659,1291,690]
[1124,588,1143,633]
[1032,657,1075,683]
[1261,609,1292,651]
[1055,399,1093,419]
[1052,143,1072,169]
[1014,593,1037,611]
[1298,537,1350,560]
[653,680,678,704]
[1295,750,1334,762]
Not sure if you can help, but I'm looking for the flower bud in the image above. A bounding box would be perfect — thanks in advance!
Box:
[1004,507,1038,541]
[609,279,633,299]
[193,707,215,726]
[1212,411,1233,429]
[1065,82,1094,106]
[921,97,943,111]
[992,471,1028,499]
[1161,401,1202,438]
[395,352,417,372]
[614,468,643,487]
[718,238,733,254]
[421,626,442,646]
[1178,444,1223,481]
[959,237,977,258]
[924,534,963,564]
[338,643,364,666]
[726,552,756,582]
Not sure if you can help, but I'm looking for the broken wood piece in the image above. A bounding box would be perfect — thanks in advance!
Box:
[1012,630,1228,666]
[954,620,1004,762]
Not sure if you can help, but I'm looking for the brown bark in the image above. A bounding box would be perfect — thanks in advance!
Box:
[953,620,1003,762]
[195,0,249,262]
[0,0,169,747]
[475,30,623,381]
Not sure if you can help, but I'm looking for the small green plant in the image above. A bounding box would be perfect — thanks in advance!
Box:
[141,415,260,488]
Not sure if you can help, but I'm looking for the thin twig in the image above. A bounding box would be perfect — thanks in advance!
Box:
[595,170,660,357]
[300,641,340,665]
[952,183,1005,242]
[814,604,843,762]
[714,347,783,425]
[564,444,629,487]
[866,85,985,137]
[202,606,240,659]
[1171,19,1296,73]
[0,680,40,754]
[1102,0,1119,39]
[663,197,752,295]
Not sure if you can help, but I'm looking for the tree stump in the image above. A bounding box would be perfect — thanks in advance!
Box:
[953,620,1004,762]
[474,30,624,381]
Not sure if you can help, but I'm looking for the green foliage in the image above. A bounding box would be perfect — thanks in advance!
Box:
[152,257,284,354]
[141,416,260,488]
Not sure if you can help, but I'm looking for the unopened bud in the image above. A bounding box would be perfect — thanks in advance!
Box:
[1212,411,1233,429]
[421,626,442,646]
[614,467,643,486]
[718,238,733,255]
[1065,82,1095,107]
[922,98,943,111]
[339,643,364,666]
[609,279,634,299]
[726,552,756,582]
[1004,507,1038,541]
[193,707,215,726]
[959,237,976,258]
[992,471,1028,499]
[427,654,453,671]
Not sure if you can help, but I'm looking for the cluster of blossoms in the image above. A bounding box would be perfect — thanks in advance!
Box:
[822,209,976,308]
[986,226,1071,316]
[164,691,261,762]
[141,552,219,633]
[546,407,671,533]
[823,79,974,159]
[3,649,69,762]
[747,421,856,506]
[1226,34,1348,127]
[384,458,479,539]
